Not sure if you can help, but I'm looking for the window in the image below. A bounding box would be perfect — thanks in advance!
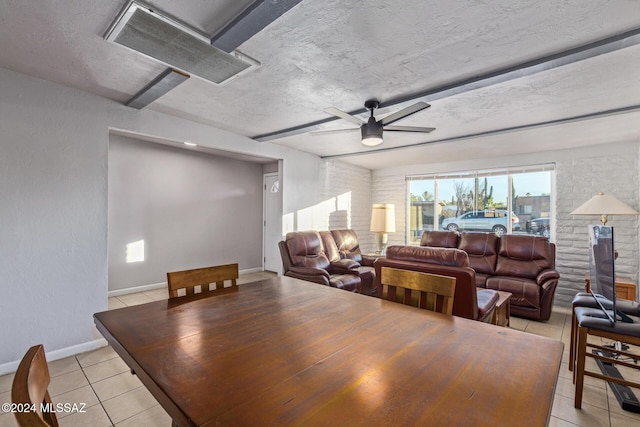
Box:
[407,165,554,244]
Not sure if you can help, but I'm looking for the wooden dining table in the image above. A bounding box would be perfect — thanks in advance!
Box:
[94,276,563,427]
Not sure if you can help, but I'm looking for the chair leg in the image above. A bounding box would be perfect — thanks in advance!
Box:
[574,326,588,408]
[569,306,576,373]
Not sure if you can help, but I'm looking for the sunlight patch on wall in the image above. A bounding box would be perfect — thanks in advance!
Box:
[284,192,353,233]
[125,240,145,263]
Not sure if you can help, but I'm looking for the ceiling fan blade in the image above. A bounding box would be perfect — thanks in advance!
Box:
[310,128,359,136]
[384,125,436,133]
[323,107,365,126]
[380,102,431,126]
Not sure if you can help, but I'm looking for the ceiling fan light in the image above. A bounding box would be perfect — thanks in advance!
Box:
[361,119,383,146]
[361,135,383,146]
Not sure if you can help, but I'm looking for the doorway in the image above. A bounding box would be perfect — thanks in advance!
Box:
[263,173,282,273]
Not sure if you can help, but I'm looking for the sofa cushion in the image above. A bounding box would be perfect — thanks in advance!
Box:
[486,276,540,309]
[331,229,364,262]
[329,273,360,291]
[474,273,490,288]
[286,231,330,270]
[319,230,341,262]
[458,232,499,275]
[495,235,552,279]
[386,245,470,267]
[420,230,460,248]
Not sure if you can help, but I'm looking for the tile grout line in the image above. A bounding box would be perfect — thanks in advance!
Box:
[74,353,117,427]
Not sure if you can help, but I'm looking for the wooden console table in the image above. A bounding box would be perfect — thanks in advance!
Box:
[585,273,637,302]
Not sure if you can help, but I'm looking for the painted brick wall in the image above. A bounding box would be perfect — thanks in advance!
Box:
[319,160,374,252]
[371,174,407,249]
[555,152,639,306]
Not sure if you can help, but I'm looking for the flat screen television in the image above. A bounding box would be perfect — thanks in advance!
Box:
[588,225,633,323]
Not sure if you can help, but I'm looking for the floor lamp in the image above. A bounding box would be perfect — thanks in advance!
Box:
[571,192,638,260]
[371,204,396,254]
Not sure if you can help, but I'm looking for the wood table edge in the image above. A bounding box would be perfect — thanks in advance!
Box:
[93,314,194,427]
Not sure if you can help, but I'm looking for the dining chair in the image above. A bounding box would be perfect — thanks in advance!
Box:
[167,263,239,298]
[379,267,456,315]
[11,344,59,427]
[573,306,640,408]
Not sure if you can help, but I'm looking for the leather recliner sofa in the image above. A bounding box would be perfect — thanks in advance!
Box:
[420,230,560,321]
[374,245,499,323]
[278,230,376,295]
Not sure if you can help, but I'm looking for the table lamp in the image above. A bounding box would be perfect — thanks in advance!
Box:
[371,203,396,254]
[570,192,638,225]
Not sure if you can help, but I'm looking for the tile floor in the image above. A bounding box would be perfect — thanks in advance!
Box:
[1,272,640,426]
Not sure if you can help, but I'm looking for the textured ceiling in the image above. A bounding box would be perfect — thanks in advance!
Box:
[1,0,640,169]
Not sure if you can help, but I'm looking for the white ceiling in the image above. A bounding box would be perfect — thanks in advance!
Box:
[1,0,640,169]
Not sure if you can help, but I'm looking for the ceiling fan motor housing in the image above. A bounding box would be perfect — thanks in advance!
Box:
[361,116,383,146]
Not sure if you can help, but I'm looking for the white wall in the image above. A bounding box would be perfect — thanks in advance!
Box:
[108,135,264,292]
[319,160,374,252]
[0,67,323,373]
[373,141,640,307]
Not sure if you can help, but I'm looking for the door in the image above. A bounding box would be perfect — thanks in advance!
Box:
[263,173,282,273]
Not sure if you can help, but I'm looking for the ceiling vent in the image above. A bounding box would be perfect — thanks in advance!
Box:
[105,1,259,86]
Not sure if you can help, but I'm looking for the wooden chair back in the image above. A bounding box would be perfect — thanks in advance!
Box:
[11,344,59,427]
[167,263,239,298]
[380,267,456,315]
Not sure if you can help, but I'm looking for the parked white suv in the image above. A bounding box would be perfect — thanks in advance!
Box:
[440,210,520,235]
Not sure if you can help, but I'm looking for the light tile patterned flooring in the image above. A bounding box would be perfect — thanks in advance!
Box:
[1,272,640,426]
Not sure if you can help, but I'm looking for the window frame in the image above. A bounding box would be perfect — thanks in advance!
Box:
[406,164,555,244]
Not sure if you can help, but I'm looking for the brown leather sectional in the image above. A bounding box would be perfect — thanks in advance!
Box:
[374,246,499,323]
[419,230,560,321]
[278,230,376,295]
[279,229,559,321]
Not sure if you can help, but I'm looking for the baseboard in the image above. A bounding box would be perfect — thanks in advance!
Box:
[0,338,108,376]
[108,282,166,297]
[107,268,266,297]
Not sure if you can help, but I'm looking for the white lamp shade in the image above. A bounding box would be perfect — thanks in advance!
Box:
[370,204,396,232]
[571,193,638,216]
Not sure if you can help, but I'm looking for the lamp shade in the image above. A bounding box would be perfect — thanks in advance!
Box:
[571,192,638,224]
[370,204,396,232]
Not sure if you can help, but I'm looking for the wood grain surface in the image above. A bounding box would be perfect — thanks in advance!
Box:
[94,276,562,427]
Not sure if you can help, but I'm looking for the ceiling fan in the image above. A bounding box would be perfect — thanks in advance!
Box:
[312,100,435,146]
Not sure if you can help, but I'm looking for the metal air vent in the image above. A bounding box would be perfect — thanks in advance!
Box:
[105,1,259,85]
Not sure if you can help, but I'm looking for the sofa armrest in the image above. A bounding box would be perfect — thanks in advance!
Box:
[329,259,360,273]
[537,269,560,286]
[285,267,331,286]
[361,255,378,267]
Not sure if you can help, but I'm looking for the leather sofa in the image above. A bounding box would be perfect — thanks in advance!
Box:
[278,230,376,295]
[420,230,560,321]
[374,245,499,323]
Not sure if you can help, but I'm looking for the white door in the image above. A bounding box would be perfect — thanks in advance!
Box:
[263,173,282,273]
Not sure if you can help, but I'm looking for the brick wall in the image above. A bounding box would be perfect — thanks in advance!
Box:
[371,173,407,249]
[555,152,639,306]
[319,160,374,253]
